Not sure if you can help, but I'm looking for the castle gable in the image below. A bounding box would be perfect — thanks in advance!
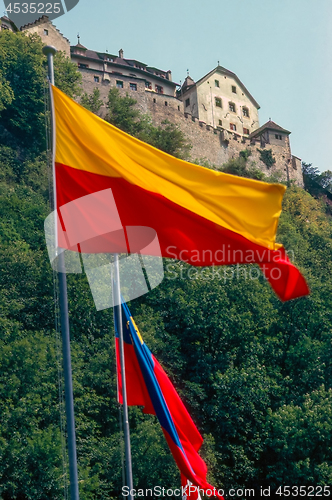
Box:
[180,65,260,136]
[20,16,70,56]
[195,66,260,110]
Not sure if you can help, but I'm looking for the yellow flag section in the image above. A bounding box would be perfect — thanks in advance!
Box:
[51,85,309,301]
[52,85,284,250]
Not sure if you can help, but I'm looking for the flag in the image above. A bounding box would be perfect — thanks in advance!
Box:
[51,85,309,302]
[182,479,202,500]
[114,299,224,500]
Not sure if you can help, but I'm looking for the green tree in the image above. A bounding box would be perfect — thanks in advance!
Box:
[80,87,104,115]
[0,69,13,112]
[54,50,82,99]
[266,387,332,486]
[148,119,192,160]
[301,162,332,202]
[302,162,322,195]
[0,31,46,152]
[105,87,191,158]
[106,87,144,136]
[0,30,81,154]
[319,170,332,192]
[219,156,266,181]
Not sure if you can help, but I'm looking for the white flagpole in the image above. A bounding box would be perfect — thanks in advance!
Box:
[43,45,80,500]
[112,254,134,500]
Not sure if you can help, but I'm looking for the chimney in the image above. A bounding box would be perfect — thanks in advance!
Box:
[119,48,124,59]
[166,70,172,81]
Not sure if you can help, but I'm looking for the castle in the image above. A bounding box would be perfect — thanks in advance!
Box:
[0,15,303,186]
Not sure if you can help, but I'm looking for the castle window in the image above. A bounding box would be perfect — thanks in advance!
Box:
[155,85,164,94]
[185,98,190,107]
[232,85,237,93]
[78,63,88,69]
[165,101,168,106]
[219,119,222,126]
[44,29,48,36]
[275,134,282,140]
[178,106,180,111]
[130,83,137,91]
[153,98,156,103]
[145,81,152,89]
[243,127,249,135]
[116,80,123,88]
[215,79,220,87]
[94,76,100,83]
[242,107,249,117]
[229,102,236,112]
[230,123,237,131]
[215,97,222,108]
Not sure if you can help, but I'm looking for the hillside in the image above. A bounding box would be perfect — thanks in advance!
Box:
[1,30,332,499]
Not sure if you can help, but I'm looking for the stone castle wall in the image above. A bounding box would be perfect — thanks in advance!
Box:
[79,71,303,186]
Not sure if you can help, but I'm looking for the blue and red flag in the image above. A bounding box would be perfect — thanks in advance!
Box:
[114,299,224,499]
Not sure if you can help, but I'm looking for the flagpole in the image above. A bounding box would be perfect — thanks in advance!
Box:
[43,45,80,500]
[112,253,134,500]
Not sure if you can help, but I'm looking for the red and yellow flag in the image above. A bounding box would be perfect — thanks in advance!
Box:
[51,85,309,301]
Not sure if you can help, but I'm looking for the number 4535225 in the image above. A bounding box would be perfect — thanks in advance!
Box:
[6,3,61,14]
[275,486,330,496]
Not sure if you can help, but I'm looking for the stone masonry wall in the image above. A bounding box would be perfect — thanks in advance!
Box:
[144,92,303,186]
[79,70,304,187]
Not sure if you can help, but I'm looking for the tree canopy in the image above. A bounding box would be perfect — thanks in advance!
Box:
[103,87,192,159]
[0,30,81,155]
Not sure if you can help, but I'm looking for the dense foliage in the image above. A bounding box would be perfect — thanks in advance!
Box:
[302,162,332,197]
[0,30,81,154]
[1,29,332,499]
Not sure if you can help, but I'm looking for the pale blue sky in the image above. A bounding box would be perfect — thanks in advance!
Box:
[55,0,332,172]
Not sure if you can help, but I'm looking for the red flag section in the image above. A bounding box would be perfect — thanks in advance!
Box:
[115,300,224,499]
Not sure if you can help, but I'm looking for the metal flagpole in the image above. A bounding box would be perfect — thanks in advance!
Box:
[112,254,134,500]
[43,45,80,500]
